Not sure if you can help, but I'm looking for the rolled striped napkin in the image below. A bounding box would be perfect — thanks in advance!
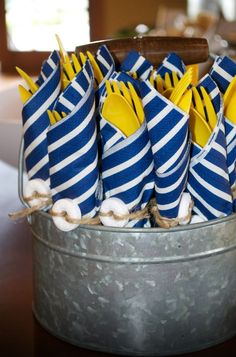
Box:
[210,56,236,209]
[22,50,61,183]
[99,79,154,227]
[47,60,100,218]
[187,74,233,220]
[140,79,190,224]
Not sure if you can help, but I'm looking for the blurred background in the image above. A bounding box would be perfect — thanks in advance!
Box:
[1,0,236,74]
[1,0,236,166]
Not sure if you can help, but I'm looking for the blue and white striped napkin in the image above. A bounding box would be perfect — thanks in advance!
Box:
[140,80,190,222]
[187,74,233,220]
[210,55,236,93]
[99,79,154,227]
[47,60,100,218]
[153,52,186,78]
[120,50,153,79]
[210,56,236,209]
[22,50,61,183]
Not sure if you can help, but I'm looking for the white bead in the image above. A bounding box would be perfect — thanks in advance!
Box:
[178,192,192,225]
[99,197,129,227]
[24,178,50,207]
[190,214,207,224]
[52,198,81,232]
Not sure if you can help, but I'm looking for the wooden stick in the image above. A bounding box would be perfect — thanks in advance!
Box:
[76,36,209,66]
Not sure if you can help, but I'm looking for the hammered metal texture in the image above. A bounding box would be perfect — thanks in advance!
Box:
[31,212,236,356]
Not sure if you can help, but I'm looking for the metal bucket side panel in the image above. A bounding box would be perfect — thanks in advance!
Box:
[31,212,236,261]
[32,213,236,356]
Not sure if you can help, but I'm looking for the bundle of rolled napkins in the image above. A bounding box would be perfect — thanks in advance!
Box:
[17,40,236,231]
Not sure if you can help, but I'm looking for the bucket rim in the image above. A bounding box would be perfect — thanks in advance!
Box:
[34,210,236,234]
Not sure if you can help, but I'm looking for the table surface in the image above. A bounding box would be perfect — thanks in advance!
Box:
[1,161,236,356]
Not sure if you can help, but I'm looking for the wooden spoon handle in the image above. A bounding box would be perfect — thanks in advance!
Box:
[76,36,209,66]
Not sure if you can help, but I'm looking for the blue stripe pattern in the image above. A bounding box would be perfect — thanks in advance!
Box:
[225,119,236,192]
[95,45,116,102]
[210,56,236,204]
[54,60,93,114]
[187,74,232,220]
[210,55,236,93]
[93,47,116,163]
[47,60,99,218]
[155,53,186,78]
[99,82,154,227]
[96,45,115,78]
[36,51,61,86]
[22,50,61,182]
[120,50,153,79]
[140,80,190,219]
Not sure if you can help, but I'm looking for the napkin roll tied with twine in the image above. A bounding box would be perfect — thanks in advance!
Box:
[210,55,236,210]
[140,79,191,227]
[21,50,61,210]
[23,50,61,183]
[47,60,100,231]
[99,74,154,228]
[187,74,233,220]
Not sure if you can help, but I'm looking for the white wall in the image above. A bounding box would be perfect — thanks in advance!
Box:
[0,86,22,167]
[0,121,22,167]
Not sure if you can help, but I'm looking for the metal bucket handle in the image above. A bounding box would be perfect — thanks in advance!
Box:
[18,137,27,207]
[18,137,34,224]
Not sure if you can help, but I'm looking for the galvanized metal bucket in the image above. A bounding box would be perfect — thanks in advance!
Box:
[18,37,236,355]
[30,210,236,356]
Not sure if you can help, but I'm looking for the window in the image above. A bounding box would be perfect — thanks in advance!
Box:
[5,0,90,51]
[0,0,105,73]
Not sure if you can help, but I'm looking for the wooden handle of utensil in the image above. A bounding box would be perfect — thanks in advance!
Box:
[76,36,209,66]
